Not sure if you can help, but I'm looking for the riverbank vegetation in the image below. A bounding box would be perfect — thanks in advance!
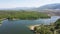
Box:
[0,20,3,24]
[29,19,60,34]
[0,10,50,20]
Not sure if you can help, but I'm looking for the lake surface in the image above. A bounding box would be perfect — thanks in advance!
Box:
[0,16,60,34]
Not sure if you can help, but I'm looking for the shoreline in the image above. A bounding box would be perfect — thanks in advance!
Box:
[28,24,40,30]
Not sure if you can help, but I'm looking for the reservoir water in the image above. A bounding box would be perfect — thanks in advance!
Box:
[0,16,60,34]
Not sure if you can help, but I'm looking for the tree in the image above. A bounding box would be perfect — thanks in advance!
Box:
[55,19,60,29]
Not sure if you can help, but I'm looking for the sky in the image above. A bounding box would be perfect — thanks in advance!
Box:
[0,0,60,8]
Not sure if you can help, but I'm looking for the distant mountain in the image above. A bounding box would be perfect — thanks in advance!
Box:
[12,7,36,10]
[1,3,60,11]
[0,7,36,10]
[37,3,60,10]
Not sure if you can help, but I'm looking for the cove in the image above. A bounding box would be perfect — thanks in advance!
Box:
[0,16,60,34]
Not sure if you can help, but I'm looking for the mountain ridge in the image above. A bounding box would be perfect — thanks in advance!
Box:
[37,3,60,10]
[0,3,60,10]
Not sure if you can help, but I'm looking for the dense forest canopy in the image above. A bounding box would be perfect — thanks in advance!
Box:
[0,10,50,20]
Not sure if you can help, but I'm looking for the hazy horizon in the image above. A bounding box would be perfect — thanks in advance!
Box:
[0,0,60,9]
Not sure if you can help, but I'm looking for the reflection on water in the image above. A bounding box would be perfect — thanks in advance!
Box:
[0,16,60,34]
[36,16,60,24]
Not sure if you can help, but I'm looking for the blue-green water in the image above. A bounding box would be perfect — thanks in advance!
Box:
[0,16,60,34]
